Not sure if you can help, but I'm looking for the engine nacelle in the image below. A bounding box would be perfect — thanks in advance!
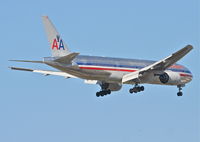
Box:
[159,71,181,85]
[107,83,122,91]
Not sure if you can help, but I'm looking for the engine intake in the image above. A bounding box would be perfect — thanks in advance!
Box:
[159,73,169,84]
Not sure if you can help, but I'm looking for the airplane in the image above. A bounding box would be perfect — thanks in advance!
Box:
[10,16,193,97]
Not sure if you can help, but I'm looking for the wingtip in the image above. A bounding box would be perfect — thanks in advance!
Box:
[9,60,17,62]
[42,15,49,19]
[186,44,193,49]
[8,66,17,70]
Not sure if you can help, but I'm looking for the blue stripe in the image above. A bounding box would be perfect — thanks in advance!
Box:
[77,62,143,69]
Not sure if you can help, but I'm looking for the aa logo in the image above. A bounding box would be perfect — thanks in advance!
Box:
[51,35,65,50]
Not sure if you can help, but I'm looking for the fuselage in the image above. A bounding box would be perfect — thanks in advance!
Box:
[44,55,193,85]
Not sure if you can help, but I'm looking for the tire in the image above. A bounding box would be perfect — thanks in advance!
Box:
[96,92,100,97]
[129,89,133,94]
[140,86,144,91]
[107,90,111,94]
[177,92,183,96]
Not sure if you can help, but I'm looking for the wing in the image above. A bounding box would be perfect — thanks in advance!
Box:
[122,45,193,83]
[9,67,77,78]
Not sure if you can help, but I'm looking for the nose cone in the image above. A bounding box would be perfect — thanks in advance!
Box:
[180,66,193,84]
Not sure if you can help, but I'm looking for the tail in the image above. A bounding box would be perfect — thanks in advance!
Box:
[42,16,71,57]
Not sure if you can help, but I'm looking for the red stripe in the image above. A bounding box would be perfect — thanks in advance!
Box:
[80,66,192,77]
[180,73,192,77]
[80,66,136,72]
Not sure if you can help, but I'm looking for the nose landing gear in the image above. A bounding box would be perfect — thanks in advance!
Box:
[177,85,184,96]
[129,84,144,94]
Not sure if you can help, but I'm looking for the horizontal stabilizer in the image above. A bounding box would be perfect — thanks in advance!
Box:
[9,60,44,63]
[10,67,34,72]
[9,66,77,78]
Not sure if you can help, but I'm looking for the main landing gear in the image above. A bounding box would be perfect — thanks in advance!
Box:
[177,85,184,96]
[96,90,111,97]
[96,83,111,97]
[129,84,144,94]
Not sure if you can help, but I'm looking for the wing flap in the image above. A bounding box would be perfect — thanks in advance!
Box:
[84,80,98,84]
[122,71,140,83]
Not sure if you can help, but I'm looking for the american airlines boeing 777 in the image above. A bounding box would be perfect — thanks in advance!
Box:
[10,16,193,97]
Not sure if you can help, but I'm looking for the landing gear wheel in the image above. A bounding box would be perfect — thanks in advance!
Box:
[177,92,183,96]
[140,86,144,91]
[129,85,145,94]
[100,92,105,97]
[136,87,141,92]
[96,89,112,97]
[129,89,134,94]
[96,92,100,97]
[133,88,139,93]
[107,90,111,94]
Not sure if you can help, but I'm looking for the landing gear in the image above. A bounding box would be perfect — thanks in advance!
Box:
[177,85,184,96]
[96,83,111,97]
[96,90,111,97]
[129,84,144,94]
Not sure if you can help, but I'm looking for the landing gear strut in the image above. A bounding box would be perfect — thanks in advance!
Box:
[129,84,144,94]
[177,85,184,96]
[96,83,111,97]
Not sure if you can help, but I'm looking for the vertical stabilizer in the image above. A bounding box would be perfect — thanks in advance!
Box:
[42,16,70,57]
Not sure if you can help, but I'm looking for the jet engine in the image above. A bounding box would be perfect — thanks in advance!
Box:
[159,71,181,85]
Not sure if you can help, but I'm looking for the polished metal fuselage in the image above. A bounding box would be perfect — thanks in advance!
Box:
[44,55,193,85]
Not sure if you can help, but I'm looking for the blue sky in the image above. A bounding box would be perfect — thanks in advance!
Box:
[0,0,199,142]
